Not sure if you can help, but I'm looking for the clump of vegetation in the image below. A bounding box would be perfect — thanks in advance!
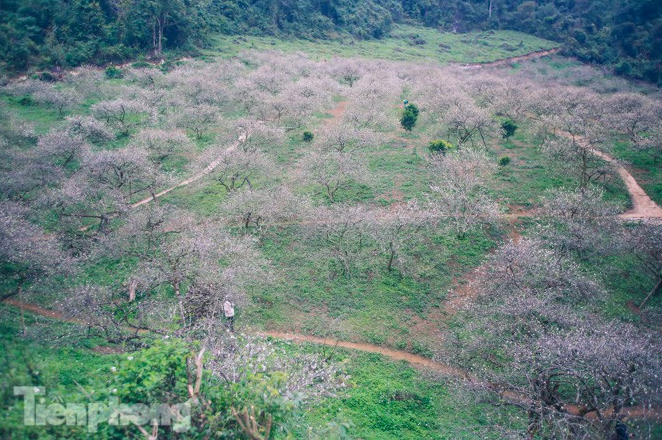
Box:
[428,139,454,155]
[400,103,419,131]
[498,155,511,166]
[303,131,314,142]
[501,119,517,139]
[105,66,124,79]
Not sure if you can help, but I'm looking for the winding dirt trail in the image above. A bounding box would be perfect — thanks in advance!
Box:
[4,298,80,324]
[131,132,246,208]
[4,299,660,421]
[590,148,662,219]
[2,298,149,335]
[462,47,561,69]
[258,330,464,375]
[324,100,347,126]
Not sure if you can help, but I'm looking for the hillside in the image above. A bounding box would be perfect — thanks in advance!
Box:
[1,33,662,439]
[1,0,660,83]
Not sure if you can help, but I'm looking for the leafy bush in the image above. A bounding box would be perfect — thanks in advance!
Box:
[406,103,419,118]
[428,139,453,155]
[501,119,518,139]
[498,156,511,166]
[104,66,124,79]
[36,71,59,82]
[303,131,314,142]
[18,96,34,106]
[400,103,419,131]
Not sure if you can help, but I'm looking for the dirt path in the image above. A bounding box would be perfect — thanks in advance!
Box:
[324,100,347,126]
[3,299,149,335]
[4,298,80,324]
[131,132,246,208]
[258,331,465,376]
[257,330,659,421]
[4,299,660,421]
[462,47,561,69]
[590,148,662,219]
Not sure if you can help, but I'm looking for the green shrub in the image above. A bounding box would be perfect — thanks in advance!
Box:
[303,131,314,142]
[498,156,511,166]
[428,139,453,155]
[501,119,518,139]
[36,71,58,82]
[406,103,419,118]
[18,95,34,106]
[104,66,124,79]
[400,103,419,131]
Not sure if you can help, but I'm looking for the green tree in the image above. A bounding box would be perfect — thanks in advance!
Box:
[400,103,419,131]
[501,119,518,139]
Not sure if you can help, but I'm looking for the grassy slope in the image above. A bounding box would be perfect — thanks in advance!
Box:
[1,305,502,439]
[2,31,659,439]
[612,140,662,206]
[204,25,560,64]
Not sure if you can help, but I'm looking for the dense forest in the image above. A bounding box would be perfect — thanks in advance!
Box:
[1,0,661,83]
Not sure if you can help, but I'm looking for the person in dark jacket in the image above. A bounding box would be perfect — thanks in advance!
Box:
[615,420,635,439]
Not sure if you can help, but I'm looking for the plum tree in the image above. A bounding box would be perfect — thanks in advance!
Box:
[132,128,193,163]
[65,115,115,143]
[365,200,431,272]
[298,150,368,202]
[219,186,307,231]
[317,125,380,153]
[450,238,662,438]
[426,148,499,238]
[36,130,89,167]
[132,222,267,327]
[195,148,275,193]
[91,98,150,136]
[305,204,368,277]
[539,187,620,260]
[33,87,81,117]
[174,103,221,139]
[0,202,75,302]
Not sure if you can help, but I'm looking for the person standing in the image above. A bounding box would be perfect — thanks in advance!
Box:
[223,300,235,332]
[615,420,635,439]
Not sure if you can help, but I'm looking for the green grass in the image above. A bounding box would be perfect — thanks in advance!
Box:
[0,95,63,135]
[243,224,500,355]
[292,349,515,439]
[2,304,496,440]
[612,140,662,205]
[491,129,631,209]
[204,25,560,64]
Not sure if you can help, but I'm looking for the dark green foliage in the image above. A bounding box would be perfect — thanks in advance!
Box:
[104,66,123,79]
[400,103,418,131]
[501,119,517,139]
[400,111,416,131]
[1,0,660,83]
[406,103,419,118]
[428,139,453,155]
[0,0,208,72]
[303,131,314,142]
[498,155,511,166]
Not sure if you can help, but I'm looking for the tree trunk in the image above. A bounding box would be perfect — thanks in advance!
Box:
[640,277,662,308]
[18,286,26,337]
[128,279,137,302]
[387,242,395,271]
[174,280,187,326]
